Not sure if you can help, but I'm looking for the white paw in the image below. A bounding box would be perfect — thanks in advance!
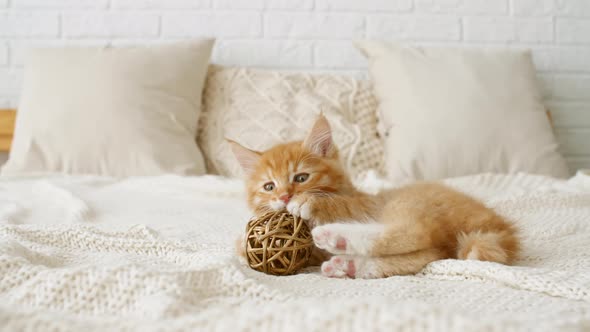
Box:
[321,256,380,279]
[321,255,356,278]
[312,223,384,255]
[286,197,312,220]
[312,226,348,255]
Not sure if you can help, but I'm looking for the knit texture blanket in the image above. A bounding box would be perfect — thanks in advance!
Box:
[1,172,589,331]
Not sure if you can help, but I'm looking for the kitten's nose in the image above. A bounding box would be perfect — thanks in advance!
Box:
[279,194,291,204]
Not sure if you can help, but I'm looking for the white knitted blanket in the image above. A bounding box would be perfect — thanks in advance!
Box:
[1,172,590,331]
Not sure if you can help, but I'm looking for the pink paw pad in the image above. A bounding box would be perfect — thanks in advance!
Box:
[312,227,349,254]
[346,260,356,277]
[321,256,356,278]
[318,229,331,241]
[335,237,347,250]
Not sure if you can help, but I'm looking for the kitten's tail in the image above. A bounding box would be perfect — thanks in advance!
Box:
[456,229,519,264]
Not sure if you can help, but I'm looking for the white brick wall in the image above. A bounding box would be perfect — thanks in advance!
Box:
[0,0,588,171]
[163,12,262,37]
[0,44,7,65]
[367,15,461,40]
[62,13,160,38]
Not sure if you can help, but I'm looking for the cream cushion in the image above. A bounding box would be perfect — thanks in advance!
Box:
[3,40,214,177]
[198,66,384,181]
[356,41,570,181]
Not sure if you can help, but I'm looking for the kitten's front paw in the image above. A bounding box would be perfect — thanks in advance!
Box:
[286,195,314,220]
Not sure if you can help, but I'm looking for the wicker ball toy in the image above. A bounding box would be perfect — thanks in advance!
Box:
[245,211,314,276]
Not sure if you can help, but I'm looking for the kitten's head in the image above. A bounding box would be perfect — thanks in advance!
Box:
[229,115,353,215]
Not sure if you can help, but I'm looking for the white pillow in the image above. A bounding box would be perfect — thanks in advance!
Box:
[355,41,569,181]
[3,40,214,177]
[198,66,384,181]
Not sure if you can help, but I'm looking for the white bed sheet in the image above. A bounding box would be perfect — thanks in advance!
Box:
[0,172,589,331]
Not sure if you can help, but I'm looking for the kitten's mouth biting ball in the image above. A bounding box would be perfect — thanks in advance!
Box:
[244,210,313,276]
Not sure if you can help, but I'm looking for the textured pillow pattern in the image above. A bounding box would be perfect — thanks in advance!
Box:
[198,66,384,181]
[3,41,214,177]
[356,41,570,181]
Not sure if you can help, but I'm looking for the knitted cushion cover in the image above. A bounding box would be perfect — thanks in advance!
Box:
[198,65,384,181]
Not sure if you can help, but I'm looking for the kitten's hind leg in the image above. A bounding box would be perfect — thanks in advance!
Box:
[312,223,384,256]
[321,249,444,279]
[312,222,433,256]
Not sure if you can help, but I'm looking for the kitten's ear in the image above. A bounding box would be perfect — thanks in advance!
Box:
[227,139,261,175]
[303,115,335,157]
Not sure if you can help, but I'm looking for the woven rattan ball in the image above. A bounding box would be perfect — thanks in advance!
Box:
[245,211,313,276]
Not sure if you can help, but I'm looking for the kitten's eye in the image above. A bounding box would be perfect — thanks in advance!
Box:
[263,182,275,191]
[294,173,309,183]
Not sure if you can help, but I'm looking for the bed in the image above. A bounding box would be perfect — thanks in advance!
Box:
[1,41,589,331]
[1,171,589,330]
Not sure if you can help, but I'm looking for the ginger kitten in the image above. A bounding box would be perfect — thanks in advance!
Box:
[230,116,520,279]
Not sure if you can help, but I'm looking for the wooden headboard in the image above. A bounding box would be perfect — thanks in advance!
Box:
[0,108,556,153]
[0,109,16,152]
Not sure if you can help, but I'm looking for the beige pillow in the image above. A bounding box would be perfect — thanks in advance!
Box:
[198,66,384,181]
[3,40,214,177]
[356,41,569,181]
